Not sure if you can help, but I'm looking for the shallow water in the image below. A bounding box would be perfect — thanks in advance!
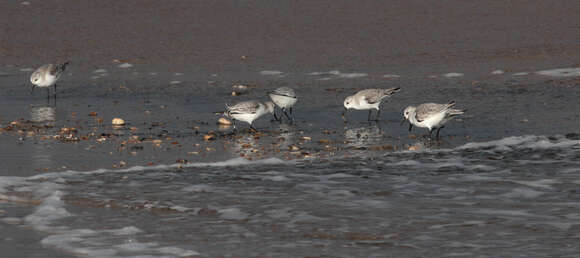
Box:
[2,135,580,257]
[2,65,580,257]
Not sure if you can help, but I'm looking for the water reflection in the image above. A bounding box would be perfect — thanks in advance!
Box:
[277,123,298,150]
[30,104,55,123]
[344,125,384,149]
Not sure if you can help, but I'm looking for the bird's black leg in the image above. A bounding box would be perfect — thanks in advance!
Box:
[53,84,57,98]
[30,85,35,95]
[375,109,381,121]
[367,110,372,121]
[289,107,294,123]
[232,120,238,134]
[249,123,257,133]
[436,126,445,139]
[283,108,291,121]
[273,108,281,122]
[46,88,50,100]
[428,129,434,140]
[408,123,413,132]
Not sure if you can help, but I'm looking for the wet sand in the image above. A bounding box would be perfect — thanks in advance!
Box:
[2,1,580,257]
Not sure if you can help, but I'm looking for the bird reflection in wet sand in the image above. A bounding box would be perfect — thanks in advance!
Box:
[276,123,298,150]
[344,125,384,150]
[30,104,56,123]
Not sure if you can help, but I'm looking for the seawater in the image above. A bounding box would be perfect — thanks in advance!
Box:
[1,134,580,257]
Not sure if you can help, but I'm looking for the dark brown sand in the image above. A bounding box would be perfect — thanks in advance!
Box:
[2,0,580,76]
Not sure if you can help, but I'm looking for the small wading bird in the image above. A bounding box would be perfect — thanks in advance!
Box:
[343,87,401,121]
[402,101,466,139]
[225,100,275,132]
[30,62,69,99]
[268,87,297,123]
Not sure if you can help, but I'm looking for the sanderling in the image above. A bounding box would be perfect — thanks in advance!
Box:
[268,87,297,122]
[225,100,275,131]
[30,62,69,98]
[343,87,400,121]
[402,101,466,139]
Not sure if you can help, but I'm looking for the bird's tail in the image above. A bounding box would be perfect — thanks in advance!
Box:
[58,61,70,72]
[224,102,231,117]
[383,87,401,96]
[445,101,465,116]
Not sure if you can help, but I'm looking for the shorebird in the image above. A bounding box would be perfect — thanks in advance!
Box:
[268,87,297,122]
[343,87,400,121]
[402,101,466,139]
[30,62,69,99]
[225,100,275,131]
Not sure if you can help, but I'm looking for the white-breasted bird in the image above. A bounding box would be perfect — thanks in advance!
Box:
[402,101,466,139]
[268,87,297,122]
[225,100,275,131]
[343,87,400,121]
[30,62,69,98]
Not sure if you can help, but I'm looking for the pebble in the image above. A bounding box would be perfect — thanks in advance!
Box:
[112,118,125,125]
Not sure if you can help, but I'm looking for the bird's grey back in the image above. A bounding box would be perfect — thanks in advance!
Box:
[270,87,296,98]
[227,100,260,115]
[357,88,400,104]
[415,103,453,121]
[48,62,69,76]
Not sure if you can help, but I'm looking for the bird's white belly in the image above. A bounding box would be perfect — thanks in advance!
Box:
[271,95,297,109]
[37,75,57,87]
[353,101,379,110]
[421,112,446,129]
[230,113,259,124]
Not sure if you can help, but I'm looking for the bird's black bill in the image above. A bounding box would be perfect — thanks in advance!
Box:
[408,123,413,132]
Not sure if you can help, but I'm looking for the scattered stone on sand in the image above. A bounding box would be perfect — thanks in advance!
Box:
[112,118,125,126]
[203,133,216,141]
[408,145,421,151]
[231,84,250,96]
[218,117,232,125]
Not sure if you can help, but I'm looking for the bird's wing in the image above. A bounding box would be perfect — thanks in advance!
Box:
[360,89,384,104]
[415,103,449,122]
[227,101,260,114]
[270,87,296,98]
[361,88,400,104]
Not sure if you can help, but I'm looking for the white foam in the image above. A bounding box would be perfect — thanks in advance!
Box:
[513,72,528,76]
[116,242,158,252]
[536,67,580,77]
[308,70,340,76]
[501,188,543,198]
[383,74,401,78]
[157,246,200,257]
[429,220,486,229]
[259,70,283,75]
[24,191,71,231]
[117,63,133,68]
[20,67,34,72]
[182,184,213,193]
[218,208,249,220]
[510,179,559,190]
[93,69,107,73]
[338,72,367,78]
[263,175,289,181]
[443,72,463,78]
[28,157,288,181]
[491,70,504,75]
[169,80,181,85]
